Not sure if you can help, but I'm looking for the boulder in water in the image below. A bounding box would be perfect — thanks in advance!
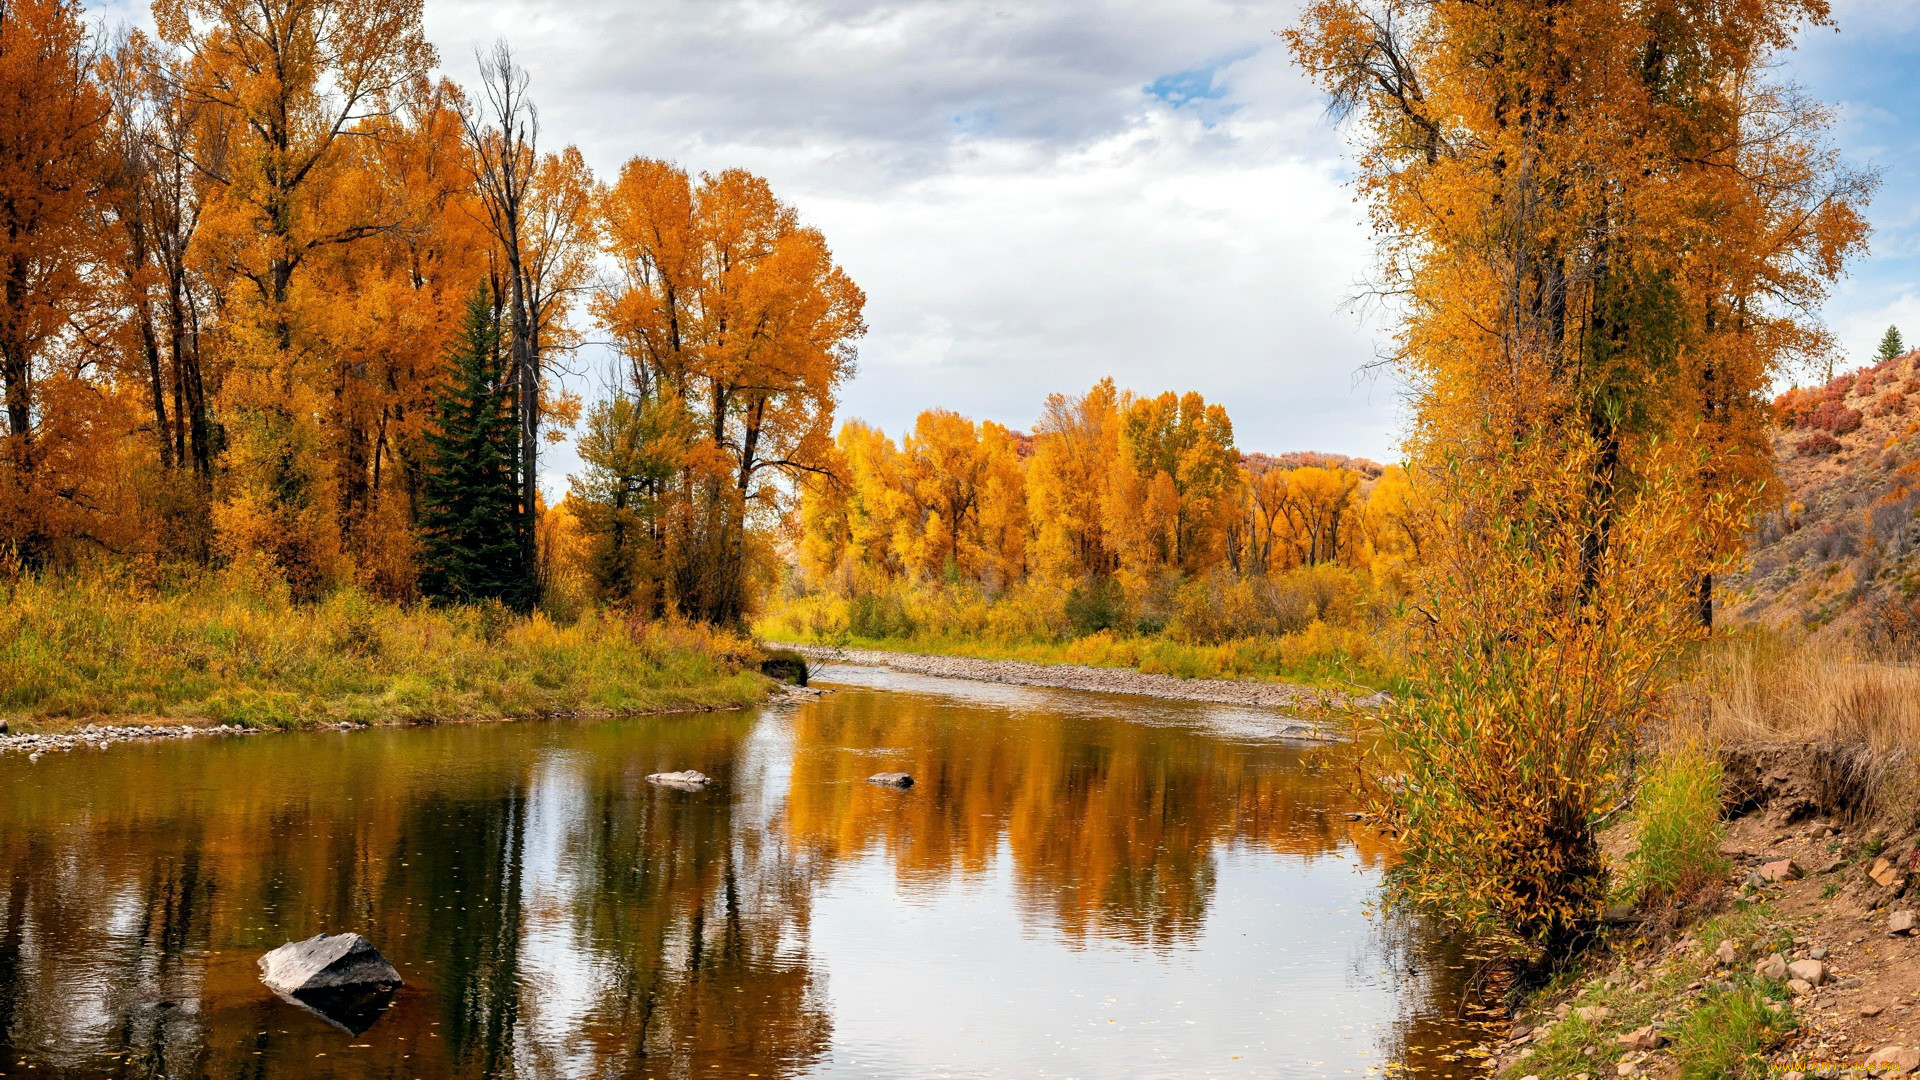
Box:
[867,772,913,789]
[260,933,401,996]
[647,770,714,791]
[259,933,402,1034]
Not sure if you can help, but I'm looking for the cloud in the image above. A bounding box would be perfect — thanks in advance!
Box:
[417,0,1405,487]
[89,0,1919,487]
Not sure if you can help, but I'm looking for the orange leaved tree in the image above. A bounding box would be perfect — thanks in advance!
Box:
[596,158,865,624]
[1289,0,1869,957]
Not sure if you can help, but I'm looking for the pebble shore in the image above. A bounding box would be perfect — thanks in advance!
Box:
[788,644,1390,712]
[0,721,362,758]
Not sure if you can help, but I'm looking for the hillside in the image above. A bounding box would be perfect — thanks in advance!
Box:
[1725,349,1920,648]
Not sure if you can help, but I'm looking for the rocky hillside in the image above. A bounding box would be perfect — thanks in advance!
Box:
[1726,350,1920,648]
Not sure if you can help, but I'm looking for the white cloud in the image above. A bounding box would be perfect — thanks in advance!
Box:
[417,0,1407,483]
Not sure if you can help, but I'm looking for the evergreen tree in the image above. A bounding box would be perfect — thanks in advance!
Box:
[419,285,529,608]
[1878,325,1906,364]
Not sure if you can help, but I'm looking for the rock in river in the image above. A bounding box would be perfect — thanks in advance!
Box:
[647,770,714,791]
[259,932,402,1035]
[867,772,914,788]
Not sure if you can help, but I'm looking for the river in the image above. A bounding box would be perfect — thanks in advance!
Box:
[0,663,1490,1078]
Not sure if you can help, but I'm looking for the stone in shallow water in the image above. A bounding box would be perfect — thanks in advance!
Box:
[647,770,714,790]
[867,772,913,788]
[259,933,402,1035]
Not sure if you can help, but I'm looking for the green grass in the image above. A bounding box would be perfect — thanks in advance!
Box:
[1629,745,1730,905]
[1500,903,1797,1079]
[0,574,771,732]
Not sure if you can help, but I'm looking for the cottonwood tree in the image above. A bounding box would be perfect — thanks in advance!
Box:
[1286,0,1872,955]
[597,158,866,624]
[0,0,110,566]
[155,0,436,594]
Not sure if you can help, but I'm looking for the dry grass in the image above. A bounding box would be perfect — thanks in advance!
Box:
[0,572,771,732]
[1670,630,1920,752]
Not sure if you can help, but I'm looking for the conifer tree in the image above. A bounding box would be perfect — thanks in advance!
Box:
[420,285,528,608]
[1879,326,1906,365]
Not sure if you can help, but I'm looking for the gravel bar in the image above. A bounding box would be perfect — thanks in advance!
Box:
[787,645,1390,711]
[0,722,286,758]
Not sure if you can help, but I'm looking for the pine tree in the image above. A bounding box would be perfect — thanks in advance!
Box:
[1878,326,1906,365]
[419,285,529,608]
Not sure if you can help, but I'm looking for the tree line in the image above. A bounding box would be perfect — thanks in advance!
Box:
[786,379,1420,607]
[0,0,864,624]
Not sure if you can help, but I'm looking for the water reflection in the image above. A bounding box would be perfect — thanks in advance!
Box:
[0,666,1479,1077]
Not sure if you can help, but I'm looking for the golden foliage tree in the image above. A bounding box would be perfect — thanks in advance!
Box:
[0,0,110,566]
[595,158,866,623]
[1287,0,1871,954]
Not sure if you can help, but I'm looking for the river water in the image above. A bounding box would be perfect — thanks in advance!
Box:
[0,664,1489,1078]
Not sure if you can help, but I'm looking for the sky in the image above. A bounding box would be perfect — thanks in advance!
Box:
[90,0,1920,484]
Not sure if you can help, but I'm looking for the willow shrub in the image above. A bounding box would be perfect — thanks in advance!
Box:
[1371,435,1743,960]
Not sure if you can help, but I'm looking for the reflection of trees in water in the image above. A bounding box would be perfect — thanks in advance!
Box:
[1362,904,1510,1078]
[781,689,1386,948]
[0,694,1475,1078]
[0,716,830,1078]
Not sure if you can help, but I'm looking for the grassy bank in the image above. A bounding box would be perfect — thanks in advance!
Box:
[0,575,772,732]
[756,578,1403,693]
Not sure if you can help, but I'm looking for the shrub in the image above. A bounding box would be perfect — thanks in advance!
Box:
[1064,575,1125,636]
[1371,434,1727,960]
[1795,432,1841,456]
[1630,745,1727,906]
[847,590,914,638]
[759,647,809,686]
[1808,399,1862,434]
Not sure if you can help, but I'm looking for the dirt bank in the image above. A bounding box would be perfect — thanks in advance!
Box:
[1487,742,1920,1079]
[790,644,1387,715]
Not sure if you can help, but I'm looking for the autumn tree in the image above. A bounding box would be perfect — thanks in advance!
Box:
[896,410,1026,585]
[598,158,865,625]
[569,392,693,610]
[1289,0,1871,954]
[0,0,108,566]
[156,0,436,594]
[1105,391,1238,575]
[1027,379,1123,581]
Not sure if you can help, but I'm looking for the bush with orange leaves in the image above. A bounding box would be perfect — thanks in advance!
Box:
[1368,433,1746,960]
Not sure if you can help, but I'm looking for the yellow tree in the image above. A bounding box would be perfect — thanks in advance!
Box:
[0,0,109,566]
[1026,379,1123,581]
[598,158,865,624]
[1288,0,1871,954]
[1106,391,1238,575]
[896,410,1025,585]
[157,0,435,594]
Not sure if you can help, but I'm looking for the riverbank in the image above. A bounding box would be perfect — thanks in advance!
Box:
[1485,743,1920,1079]
[0,575,773,736]
[790,643,1388,712]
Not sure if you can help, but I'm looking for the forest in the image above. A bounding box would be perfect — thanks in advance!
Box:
[0,0,861,628]
[763,381,1417,684]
